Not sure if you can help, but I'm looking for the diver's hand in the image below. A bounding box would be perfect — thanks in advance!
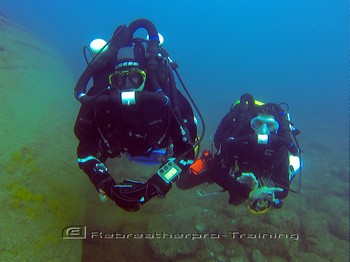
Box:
[110,180,155,212]
[249,186,283,202]
[237,173,259,190]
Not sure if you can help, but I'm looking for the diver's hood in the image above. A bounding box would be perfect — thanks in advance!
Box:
[115,46,146,71]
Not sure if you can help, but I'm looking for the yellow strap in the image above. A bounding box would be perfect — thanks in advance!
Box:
[232,99,265,108]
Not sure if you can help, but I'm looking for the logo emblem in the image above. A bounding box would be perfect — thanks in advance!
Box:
[62,225,87,239]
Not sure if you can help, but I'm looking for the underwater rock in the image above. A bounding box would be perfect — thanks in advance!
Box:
[229,258,249,262]
[0,12,78,152]
[298,209,339,259]
[294,252,329,262]
[205,238,225,256]
[301,237,333,259]
[251,249,266,262]
[0,13,85,261]
[305,189,348,216]
[194,248,216,260]
[329,178,349,198]
[299,211,328,239]
[262,210,301,234]
[146,233,198,259]
[146,211,199,259]
[224,242,247,258]
[331,166,349,182]
[194,209,209,232]
[327,216,349,241]
[316,194,348,221]
[235,220,292,260]
[216,254,229,262]
[264,255,288,262]
[327,241,350,261]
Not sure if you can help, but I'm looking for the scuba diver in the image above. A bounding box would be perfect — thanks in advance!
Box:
[74,19,204,212]
[177,93,302,214]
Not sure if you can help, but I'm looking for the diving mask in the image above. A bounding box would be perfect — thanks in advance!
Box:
[248,199,272,214]
[250,114,279,135]
[109,68,146,92]
[248,177,275,215]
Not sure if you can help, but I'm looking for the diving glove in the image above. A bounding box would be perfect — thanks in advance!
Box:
[110,180,157,212]
[237,172,259,190]
[249,186,283,202]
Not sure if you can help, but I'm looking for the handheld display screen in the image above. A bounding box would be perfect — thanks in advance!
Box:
[157,161,182,184]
